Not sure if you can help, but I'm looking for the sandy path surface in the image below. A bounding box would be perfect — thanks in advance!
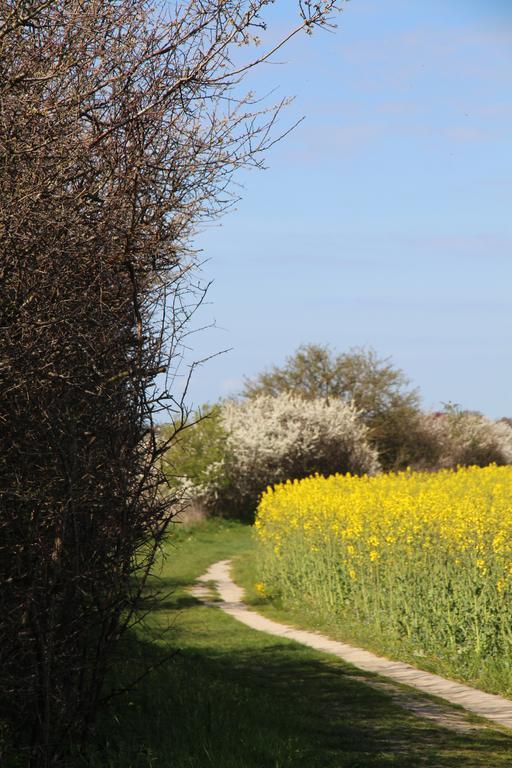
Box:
[191,559,512,734]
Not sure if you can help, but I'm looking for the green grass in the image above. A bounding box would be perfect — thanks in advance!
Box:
[14,518,512,767]
[234,541,512,700]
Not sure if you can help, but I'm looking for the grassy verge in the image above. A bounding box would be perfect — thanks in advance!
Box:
[251,468,512,699]
[29,519,512,767]
[234,541,512,699]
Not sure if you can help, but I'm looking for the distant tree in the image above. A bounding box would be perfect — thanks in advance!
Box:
[244,344,344,401]
[243,344,421,469]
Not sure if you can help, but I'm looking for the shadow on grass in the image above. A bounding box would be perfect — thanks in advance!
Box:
[49,514,512,768]
[81,609,512,768]
[141,591,199,613]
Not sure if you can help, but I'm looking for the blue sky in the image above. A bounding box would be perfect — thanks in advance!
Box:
[179,0,512,418]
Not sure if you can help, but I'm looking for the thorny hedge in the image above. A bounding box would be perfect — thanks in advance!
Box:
[0,1,340,764]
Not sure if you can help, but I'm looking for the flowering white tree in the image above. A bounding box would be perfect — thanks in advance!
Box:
[421,410,512,469]
[189,393,380,517]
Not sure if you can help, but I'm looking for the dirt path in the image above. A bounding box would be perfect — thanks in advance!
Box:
[191,559,512,734]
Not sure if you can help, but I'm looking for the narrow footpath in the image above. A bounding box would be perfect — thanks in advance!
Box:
[192,559,512,733]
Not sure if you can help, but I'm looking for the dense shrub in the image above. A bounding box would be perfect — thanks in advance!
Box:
[0,2,341,763]
[161,405,227,488]
[161,405,230,519]
[185,393,380,519]
[369,406,442,471]
[419,410,512,469]
[163,402,512,523]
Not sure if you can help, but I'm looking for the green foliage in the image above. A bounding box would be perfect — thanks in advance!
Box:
[161,404,228,490]
[243,344,419,415]
[243,344,422,470]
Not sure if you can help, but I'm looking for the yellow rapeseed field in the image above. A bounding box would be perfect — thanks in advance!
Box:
[255,466,512,693]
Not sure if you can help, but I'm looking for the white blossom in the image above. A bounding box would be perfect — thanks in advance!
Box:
[421,411,512,468]
[190,393,380,516]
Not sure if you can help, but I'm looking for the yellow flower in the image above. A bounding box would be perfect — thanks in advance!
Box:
[254,465,512,656]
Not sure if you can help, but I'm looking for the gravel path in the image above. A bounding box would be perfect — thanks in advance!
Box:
[191,559,512,733]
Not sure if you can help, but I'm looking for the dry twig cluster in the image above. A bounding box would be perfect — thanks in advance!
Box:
[0,1,339,764]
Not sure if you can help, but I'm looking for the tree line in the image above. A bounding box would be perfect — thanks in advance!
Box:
[164,344,512,519]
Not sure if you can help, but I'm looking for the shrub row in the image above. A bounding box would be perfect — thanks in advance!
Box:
[164,394,379,519]
[163,396,512,520]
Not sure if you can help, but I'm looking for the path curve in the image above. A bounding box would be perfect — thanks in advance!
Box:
[191,559,512,732]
